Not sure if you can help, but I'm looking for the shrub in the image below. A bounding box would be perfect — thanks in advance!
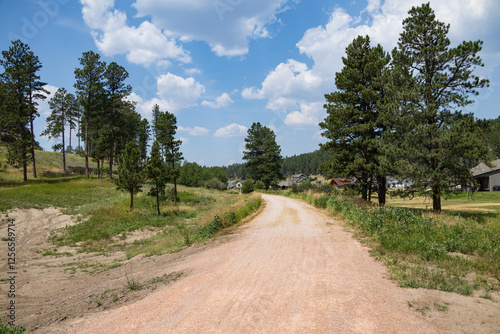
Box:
[241,180,254,193]
[255,180,265,190]
[202,177,227,191]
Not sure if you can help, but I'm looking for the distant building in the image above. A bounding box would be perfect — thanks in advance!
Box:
[472,159,500,191]
[328,177,358,189]
[227,180,245,190]
[278,174,308,189]
[387,177,412,189]
[291,174,307,184]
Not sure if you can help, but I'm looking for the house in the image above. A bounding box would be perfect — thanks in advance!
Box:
[387,177,412,188]
[278,180,293,189]
[472,159,500,191]
[329,177,357,189]
[291,174,307,184]
[227,180,245,190]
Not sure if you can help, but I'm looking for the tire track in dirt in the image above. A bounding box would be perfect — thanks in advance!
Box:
[47,194,444,333]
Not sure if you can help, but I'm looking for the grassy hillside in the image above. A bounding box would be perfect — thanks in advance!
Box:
[0,145,97,179]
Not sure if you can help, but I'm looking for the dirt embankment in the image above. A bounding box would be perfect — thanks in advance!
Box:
[1,195,499,333]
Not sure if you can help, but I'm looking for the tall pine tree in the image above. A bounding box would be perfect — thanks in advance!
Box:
[74,51,106,179]
[147,140,167,215]
[0,40,47,181]
[390,3,493,213]
[103,61,132,179]
[243,122,282,189]
[320,35,390,204]
[154,108,183,205]
[42,88,77,172]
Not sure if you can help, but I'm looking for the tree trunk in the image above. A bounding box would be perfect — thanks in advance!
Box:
[130,190,134,212]
[174,177,178,205]
[85,117,89,179]
[77,123,81,152]
[109,151,113,179]
[156,192,160,216]
[68,126,72,154]
[62,127,66,172]
[109,102,115,180]
[432,189,441,213]
[368,178,372,202]
[30,118,37,178]
[377,176,387,206]
[23,162,28,182]
[97,159,101,180]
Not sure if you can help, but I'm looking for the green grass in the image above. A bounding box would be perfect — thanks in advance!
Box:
[0,176,120,213]
[0,323,26,334]
[1,158,262,255]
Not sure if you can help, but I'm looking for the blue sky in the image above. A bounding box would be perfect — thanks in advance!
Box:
[1,0,499,166]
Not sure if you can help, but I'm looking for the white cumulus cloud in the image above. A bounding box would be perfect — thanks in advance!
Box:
[132,0,291,57]
[178,126,210,136]
[201,93,234,108]
[214,123,248,138]
[80,0,191,67]
[156,73,206,111]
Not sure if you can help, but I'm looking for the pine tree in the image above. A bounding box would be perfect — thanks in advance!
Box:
[0,40,47,181]
[155,111,183,205]
[42,88,77,172]
[74,51,106,179]
[147,140,167,215]
[390,3,493,213]
[103,62,132,178]
[115,141,146,211]
[319,35,390,203]
[137,118,150,162]
[243,122,283,189]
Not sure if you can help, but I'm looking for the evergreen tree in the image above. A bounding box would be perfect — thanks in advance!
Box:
[390,3,493,213]
[42,88,77,172]
[154,110,183,204]
[74,50,106,179]
[103,61,132,178]
[243,122,283,189]
[25,48,48,178]
[483,117,500,157]
[115,140,146,211]
[319,35,390,203]
[137,118,150,162]
[147,140,167,216]
[178,162,203,187]
[0,40,47,181]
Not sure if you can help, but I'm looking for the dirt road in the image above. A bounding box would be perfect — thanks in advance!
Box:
[44,194,444,333]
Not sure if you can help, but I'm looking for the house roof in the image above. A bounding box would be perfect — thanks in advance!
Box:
[278,180,293,187]
[472,159,500,177]
[329,177,356,187]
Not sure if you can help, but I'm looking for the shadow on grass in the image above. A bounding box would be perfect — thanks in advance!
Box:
[0,175,87,188]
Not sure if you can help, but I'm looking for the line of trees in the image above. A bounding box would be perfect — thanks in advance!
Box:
[0,41,152,182]
[319,3,494,213]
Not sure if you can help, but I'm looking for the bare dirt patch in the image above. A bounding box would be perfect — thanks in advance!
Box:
[1,196,499,333]
[0,208,218,332]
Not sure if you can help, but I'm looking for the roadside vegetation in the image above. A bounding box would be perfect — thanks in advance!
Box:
[270,183,500,297]
[0,147,262,256]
